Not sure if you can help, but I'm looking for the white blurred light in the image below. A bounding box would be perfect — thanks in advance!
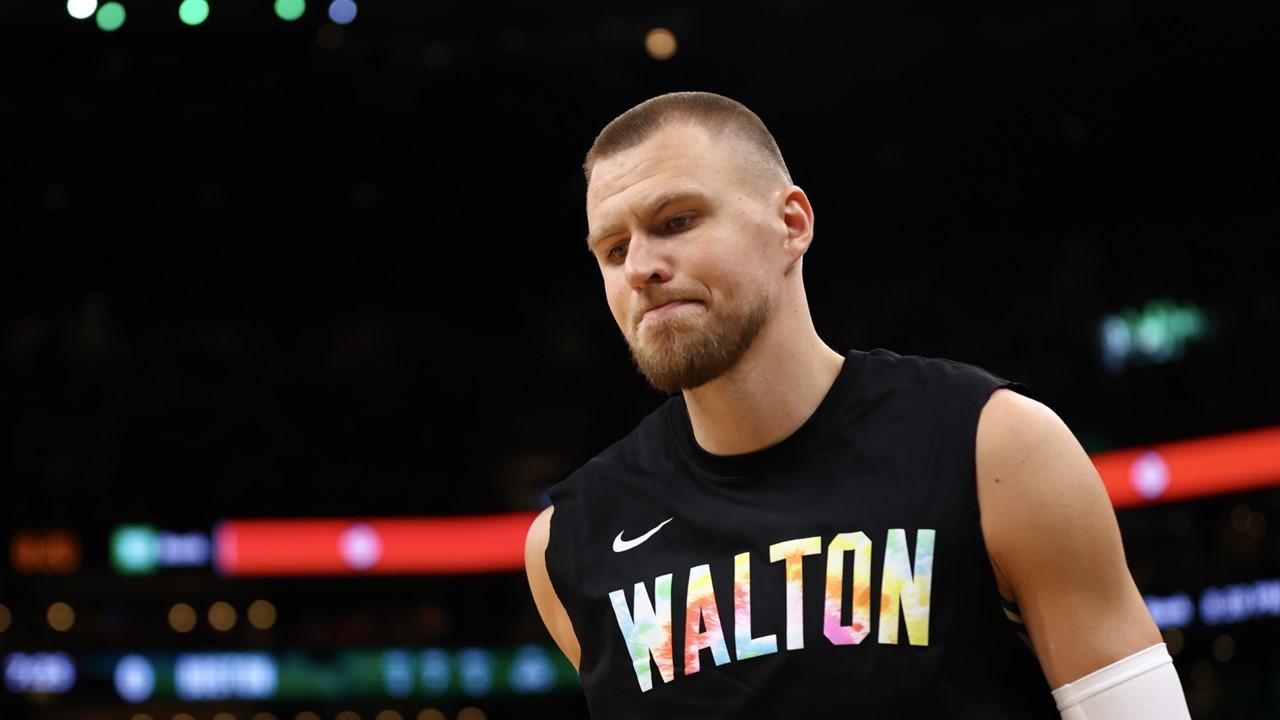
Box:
[1130,450,1171,500]
[339,523,383,570]
[67,0,97,19]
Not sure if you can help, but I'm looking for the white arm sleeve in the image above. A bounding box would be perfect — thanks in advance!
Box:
[1050,642,1191,720]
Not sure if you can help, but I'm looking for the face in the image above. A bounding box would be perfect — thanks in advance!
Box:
[585,123,786,394]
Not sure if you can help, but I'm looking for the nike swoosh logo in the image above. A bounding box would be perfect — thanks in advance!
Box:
[612,517,674,553]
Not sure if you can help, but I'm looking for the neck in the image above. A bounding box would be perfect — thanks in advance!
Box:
[681,314,845,457]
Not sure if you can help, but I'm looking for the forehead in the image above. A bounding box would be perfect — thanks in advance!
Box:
[586,123,739,221]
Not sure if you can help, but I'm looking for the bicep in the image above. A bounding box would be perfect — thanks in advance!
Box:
[524,505,582,672]
[976,389,1161,689]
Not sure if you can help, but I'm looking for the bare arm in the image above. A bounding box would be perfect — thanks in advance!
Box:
[975,388,1163,689]
[524,505,582,672]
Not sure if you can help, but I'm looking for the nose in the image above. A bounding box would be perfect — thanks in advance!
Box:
[622,233,674,289]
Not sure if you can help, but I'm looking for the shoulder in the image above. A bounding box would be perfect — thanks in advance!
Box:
[973,388,1161,687]
[860,347,1022,392]
[855,351,1037,429]
[974,387,1082,507]
[974,388,1089,554]
[523,505,557,586]
[525,505,554,551]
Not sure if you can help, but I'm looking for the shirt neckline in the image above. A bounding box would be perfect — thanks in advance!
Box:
[666,348,868,479]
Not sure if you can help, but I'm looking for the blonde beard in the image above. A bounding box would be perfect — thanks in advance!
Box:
[627,293,773,395]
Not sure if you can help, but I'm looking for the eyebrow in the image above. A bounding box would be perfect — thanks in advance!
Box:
[585,189,707,253]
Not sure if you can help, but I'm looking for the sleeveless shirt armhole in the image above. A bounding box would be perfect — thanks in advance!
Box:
[543,476,588,670]
[999,595,1037,654]
[995,379,1036,402]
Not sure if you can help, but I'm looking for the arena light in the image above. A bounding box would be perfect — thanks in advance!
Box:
[10,528,82,574]
[88,645,577,703]
[1143,577,1280,629]
[644,28,677,60]
[67,0,98,20]
[328,0,356,25]
[274,0,305,21]
[114,655,156,702]
[46,602,75,632]
[1092,425,1280,508]
[4,652,76,694]
[111,525,211,575]
[1200,578,1280,626]
[96,1,126,31]
[214,513,538,577]
[174,652,276,700]
[178,0,210,26]
[1144,592,1195,629]
[1098,297,1211,374]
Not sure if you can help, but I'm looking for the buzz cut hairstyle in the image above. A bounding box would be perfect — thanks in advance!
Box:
[583,91,794,190]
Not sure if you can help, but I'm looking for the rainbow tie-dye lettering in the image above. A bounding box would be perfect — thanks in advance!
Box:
[608,573,675,691]
[609,528,936,692]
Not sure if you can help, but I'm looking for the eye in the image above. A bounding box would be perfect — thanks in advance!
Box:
[665,213,695,232]
[606,242,628,262]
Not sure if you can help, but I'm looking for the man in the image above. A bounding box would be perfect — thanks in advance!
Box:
[524,91,1191,718]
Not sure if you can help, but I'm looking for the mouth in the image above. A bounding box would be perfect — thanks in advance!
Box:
[641,300,699,322]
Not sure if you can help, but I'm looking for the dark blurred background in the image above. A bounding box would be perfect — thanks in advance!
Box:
[2,0,1278,717]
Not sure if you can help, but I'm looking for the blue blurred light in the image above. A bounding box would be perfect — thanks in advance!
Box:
[508,644,555,694]
[113,654,154,702]
[158,531,211,566]
[1097,298,1210,375]
[5,652,76,694]
[1200,578,1280,626]
[456,648,494,696]
[1143,593,1194,629]
[420,649,451,695]
[382,650,413,698]
[328,0,356,25]
[174,652,277,700]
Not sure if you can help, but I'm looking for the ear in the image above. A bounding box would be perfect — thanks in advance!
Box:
[780,186,815,268]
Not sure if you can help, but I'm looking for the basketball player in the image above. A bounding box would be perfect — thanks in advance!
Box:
[525,91,1191,718]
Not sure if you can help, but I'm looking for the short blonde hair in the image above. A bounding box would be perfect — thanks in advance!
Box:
[583,91,793,192]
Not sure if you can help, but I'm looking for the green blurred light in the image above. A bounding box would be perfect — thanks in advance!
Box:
[112,525,159,575]
[275,0,305,21]
[96,1,126,31]
[179,0,210,25]
[1098,297,1211,374]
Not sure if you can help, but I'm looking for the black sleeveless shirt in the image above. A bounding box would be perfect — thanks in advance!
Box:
[544,348,1060,719]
